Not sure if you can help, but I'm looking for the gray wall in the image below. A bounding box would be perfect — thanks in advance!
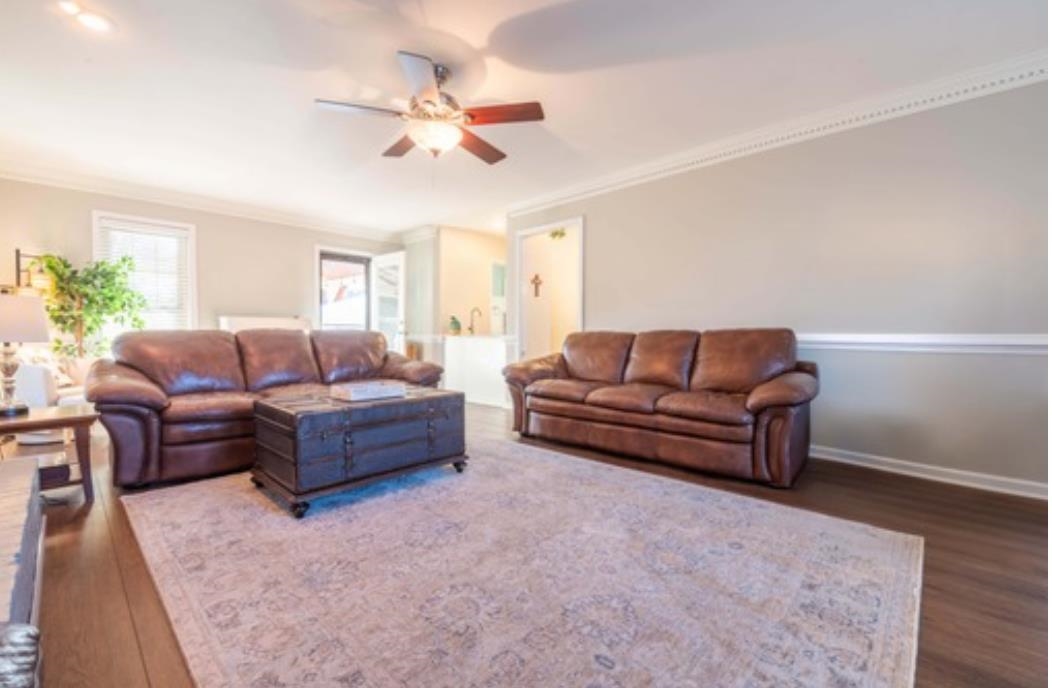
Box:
[0,177,400,327]
[509,83,1047,483]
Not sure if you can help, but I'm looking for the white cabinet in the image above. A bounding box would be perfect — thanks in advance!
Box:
[442,336,513,408]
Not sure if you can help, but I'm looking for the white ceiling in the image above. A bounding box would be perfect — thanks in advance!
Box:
[1,0,1046,237]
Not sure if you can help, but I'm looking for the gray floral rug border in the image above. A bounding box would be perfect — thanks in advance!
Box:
[123,438,923,687]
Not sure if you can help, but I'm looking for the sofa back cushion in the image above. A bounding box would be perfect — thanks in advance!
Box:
[623,330,700,389]
[113,330,245,395]
[562,331,636,383]
[690,329,797,393]
[310,330,388,384]
[236,329,321,392]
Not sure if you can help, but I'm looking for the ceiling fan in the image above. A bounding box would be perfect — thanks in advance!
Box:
[316,51,544,164]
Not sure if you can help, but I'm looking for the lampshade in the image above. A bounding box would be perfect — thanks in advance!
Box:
[407,119,463,156]
[0,294,51,343]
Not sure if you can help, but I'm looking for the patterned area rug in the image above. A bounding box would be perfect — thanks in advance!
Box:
[122,438,923,688]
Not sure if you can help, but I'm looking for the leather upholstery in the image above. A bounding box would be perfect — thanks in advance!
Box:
[113,330,245,395]
[655,390,753,426]
[526,379,607,403]
[746,372,819,413]
[86,360,169,410]
[162,420,255,445]
[311,330,387,383]
[506,328,817,487]
[91,328,444,487]
[527,396,752,443]
[236,329,321,392]
[160,392,258,422]
[585,383,675,413]
[526,412,754,479]
[159,437,256,483]
[95,404,161,486]
[260,383,332,398]
[377,352,443,386]
[502,353,567,387]
[691,328,797,393]
[623,330,699,388]
[562,331,635,383]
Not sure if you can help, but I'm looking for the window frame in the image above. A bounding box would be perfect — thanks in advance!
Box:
[92,210,198,329]
[314,244,374,331]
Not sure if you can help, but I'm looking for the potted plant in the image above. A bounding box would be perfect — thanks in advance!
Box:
[34,254,147,379]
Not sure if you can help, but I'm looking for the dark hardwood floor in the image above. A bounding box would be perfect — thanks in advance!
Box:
[11,404,1046,687]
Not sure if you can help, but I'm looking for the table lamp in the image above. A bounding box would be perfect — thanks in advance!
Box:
[0,293,51,416]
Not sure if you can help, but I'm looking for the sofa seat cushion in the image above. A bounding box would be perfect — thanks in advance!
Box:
[655,390,753,425]
[161,392,259,423]
[527,396,753,443]
[585,383,676,414]
[525,379,607,403]
[162,420,256,445]
[260,382,332,399]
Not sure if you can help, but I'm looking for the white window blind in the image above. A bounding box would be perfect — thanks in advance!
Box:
[93,212,196,330]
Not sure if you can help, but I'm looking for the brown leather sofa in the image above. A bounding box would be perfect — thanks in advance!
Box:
[502,329,818,487]
[85,329,443,487]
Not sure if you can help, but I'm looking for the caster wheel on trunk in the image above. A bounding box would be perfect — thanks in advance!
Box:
[453,461,467,474]
[291,502,310,519]
[251,476,264,488]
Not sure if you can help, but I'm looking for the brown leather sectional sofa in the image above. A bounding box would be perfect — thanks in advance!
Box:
[85,329,442,487]
[502,329,819,487]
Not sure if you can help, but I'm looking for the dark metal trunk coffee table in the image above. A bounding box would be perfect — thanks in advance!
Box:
[252,387,466,517]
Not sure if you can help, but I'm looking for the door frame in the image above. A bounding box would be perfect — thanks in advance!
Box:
[513,216,585,360]
[370,250,407,353]
[313,244,373,329]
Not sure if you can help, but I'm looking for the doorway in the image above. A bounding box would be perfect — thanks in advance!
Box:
[515,217,584,360]
[315,246,406,353]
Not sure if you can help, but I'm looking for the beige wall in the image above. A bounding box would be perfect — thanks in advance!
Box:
[0,178,399,327]
[509,83,1047,483]
[437,226,506,336]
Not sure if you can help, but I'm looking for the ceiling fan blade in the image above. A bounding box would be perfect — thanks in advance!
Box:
[397,50,441,105]
[464,102,545,126]
[382,134,416,157]
[458,128,506,164]
[315,99,405,117]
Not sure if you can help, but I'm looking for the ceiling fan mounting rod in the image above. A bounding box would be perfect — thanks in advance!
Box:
[433,63,451,88]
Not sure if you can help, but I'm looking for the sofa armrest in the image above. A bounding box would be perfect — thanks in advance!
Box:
[746,371,819,414]
[502,353,567,387]
[85,360,169,411]
[379,352,443,387]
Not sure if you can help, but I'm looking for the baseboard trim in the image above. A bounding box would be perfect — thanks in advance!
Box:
[810,444,1047,500]
[797,333,1047,356]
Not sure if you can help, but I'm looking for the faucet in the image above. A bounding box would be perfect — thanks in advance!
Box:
[468,307,483,335]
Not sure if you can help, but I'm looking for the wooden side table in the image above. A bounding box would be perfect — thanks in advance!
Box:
[0,405,98,502]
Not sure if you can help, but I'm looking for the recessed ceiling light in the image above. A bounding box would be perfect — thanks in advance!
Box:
[75,11,113,32]
[57,1,81,15]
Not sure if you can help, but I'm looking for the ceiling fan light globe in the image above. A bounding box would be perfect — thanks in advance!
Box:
[407,119,462,156]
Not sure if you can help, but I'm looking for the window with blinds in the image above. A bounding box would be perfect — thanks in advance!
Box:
[93,212,196,330]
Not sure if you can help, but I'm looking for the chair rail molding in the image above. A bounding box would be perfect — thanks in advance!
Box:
[796,333,1047,355]
[508,50,1048,218]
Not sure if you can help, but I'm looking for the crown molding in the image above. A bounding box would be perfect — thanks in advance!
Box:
[398,225,439,244]
[508,51,1048,218]
[797,333,1047,356]
[0,160,398,243]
